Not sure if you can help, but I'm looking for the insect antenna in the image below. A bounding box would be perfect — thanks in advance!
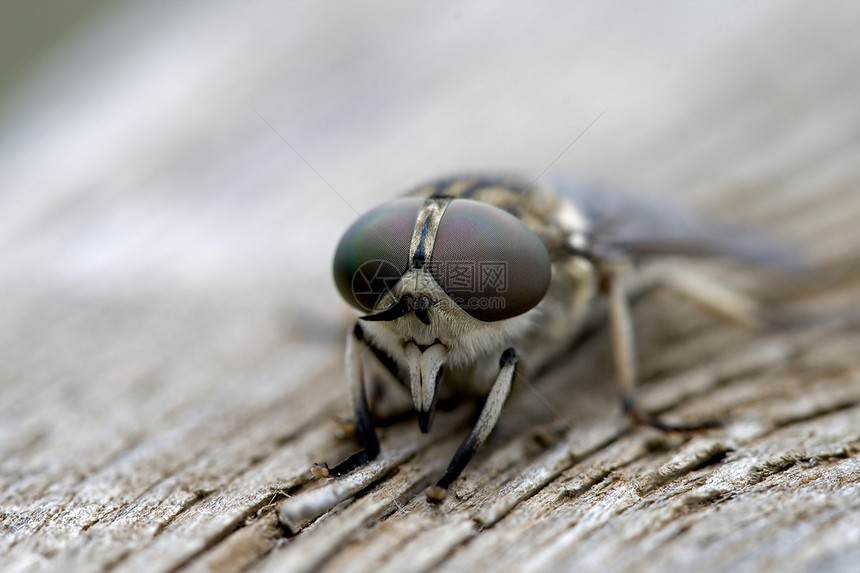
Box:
[361,295,414,322]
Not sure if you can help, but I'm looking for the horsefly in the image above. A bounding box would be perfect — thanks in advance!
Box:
[315,175,794,501]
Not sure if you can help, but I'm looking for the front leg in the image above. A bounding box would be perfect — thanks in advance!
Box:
[312,322,381,478]
[426,348,518,502]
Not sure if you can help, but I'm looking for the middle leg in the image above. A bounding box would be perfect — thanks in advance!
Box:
[608,270,720,432]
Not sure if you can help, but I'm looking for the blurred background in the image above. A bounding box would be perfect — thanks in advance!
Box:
[4,1,858,309]
[2,1,860,567]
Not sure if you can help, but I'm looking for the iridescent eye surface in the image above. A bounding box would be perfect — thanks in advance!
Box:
[333,198,423,312]
[431,200,551,321]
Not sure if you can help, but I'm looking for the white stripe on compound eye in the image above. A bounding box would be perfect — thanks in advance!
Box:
[408,197,453,270]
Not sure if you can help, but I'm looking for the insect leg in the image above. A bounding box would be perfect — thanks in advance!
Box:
[313,322,381,478]
[426,348,518,502]
[659,266,763,328]
[363,340,417,426]
[608,271,720,432]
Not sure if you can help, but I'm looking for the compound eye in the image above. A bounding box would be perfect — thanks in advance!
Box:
[431,200,551,321]
[333,198,423,312]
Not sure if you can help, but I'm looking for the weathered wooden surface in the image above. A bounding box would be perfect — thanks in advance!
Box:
[1,2,860,572]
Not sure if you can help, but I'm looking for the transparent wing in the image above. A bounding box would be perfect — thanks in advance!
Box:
[550,178,803,271]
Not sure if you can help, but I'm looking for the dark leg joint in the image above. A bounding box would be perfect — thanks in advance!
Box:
[623,396,722,432]
[328,447,378,477]
[500,347,518,367]
[325,399,381,478]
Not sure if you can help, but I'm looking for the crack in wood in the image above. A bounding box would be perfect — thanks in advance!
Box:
[162,491,293,573]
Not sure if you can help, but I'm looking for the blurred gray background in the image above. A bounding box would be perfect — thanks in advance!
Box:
[2,2,860,572]
[4,1,857,312]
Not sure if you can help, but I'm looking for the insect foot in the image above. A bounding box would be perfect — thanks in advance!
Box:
[425,485,448,502]
[310,462,330,478]
[623,397,723,432]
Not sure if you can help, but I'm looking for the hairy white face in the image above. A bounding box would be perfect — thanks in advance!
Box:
[357,266,538,421]
[360,267,539,366]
